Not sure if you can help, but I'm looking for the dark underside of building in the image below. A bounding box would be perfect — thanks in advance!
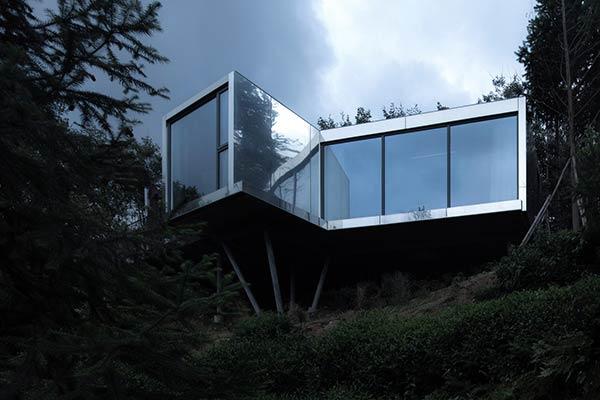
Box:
[174,191,529,311]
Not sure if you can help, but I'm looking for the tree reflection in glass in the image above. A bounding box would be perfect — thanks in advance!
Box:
[233,73,315,215]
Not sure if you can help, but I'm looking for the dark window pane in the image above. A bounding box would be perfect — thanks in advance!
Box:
[170,98,217,209]
[450,116,517,207]
[385,127,447,213]
[218,149,228,189]
[324,138,381,220]
[219,90,228,146]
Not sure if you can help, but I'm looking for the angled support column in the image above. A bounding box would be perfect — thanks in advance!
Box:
[308,256,330,314]
[264,230,284,314]
[222,242,261,316]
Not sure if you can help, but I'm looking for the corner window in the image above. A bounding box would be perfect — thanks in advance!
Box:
[170,98,217,210]
[169,87,229,210]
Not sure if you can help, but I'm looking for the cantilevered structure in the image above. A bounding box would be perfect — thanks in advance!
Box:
[162,72,530,313]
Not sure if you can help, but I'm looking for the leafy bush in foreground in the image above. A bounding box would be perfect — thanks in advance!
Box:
[202,277,600,399]
[494,230,597,293]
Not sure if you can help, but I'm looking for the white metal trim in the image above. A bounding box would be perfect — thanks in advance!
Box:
[161,115,169,212]
[446,200,522,218]
[518,97,527,211]
[163,74,229,123]
[406,98,518,129]
[321,117,406,142]
[327,216,381,230]
[228,72,235,192]
[320,97,520,143]
[327,200,522,230]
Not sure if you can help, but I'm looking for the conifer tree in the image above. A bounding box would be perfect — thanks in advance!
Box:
[0,1,238,398]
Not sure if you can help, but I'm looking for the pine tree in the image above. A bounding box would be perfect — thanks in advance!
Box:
[0,1,239,398]
[517,0,600,230]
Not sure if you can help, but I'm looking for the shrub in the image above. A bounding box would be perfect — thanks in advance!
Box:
[201,277,600,399]
[494,230,596,292]
[233,313,295,339]
[379,271,412,305]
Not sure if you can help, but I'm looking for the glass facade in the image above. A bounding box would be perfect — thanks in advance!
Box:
[170,98,217,210]
[322,115,517,219]
[233,72,318,216]
[324,138,382,220]
[166,72,520,223]
[385,127,447,214]
[450,116,517,207]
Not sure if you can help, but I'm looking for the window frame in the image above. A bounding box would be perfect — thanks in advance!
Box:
[166,83,228,211]
[320,112,518,220]
[216,88,229,189]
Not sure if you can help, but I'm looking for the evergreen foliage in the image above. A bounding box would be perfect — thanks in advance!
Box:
[382,102,420,119]
[578,128,600,238]
[202,277,600,399]
[0,1,237,398]
[493,230,598,293]
[354,107,372,124]
[517,0,600,230]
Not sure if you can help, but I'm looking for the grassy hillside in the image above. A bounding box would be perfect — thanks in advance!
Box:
[199,230,600,400]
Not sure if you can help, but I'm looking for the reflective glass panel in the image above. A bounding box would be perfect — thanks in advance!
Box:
[170,98,217,210]
[218,149,228,189]
[450,116,517,206]
[310,148,319,217]
[324,138,381,220]
[385,128,447,214]
[219,90,228,146]
[233,73,315,215]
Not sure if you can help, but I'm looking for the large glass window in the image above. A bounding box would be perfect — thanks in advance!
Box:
[233,73,314,215]
[170,99,217,209]
[450,116,517,207]
[324,138,381,220]
[385,127,447,213]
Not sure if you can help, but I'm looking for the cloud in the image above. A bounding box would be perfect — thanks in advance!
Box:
[34,0,536,141]
[133,0,333,143]
[314,0,535,119]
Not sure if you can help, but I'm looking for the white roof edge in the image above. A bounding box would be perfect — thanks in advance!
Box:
[163,73,231,122]
[320,97,522,143]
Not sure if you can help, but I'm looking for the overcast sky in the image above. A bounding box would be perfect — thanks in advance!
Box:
[120,1,536,145]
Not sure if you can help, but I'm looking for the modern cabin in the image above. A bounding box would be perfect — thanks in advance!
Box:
[162,72,530,313]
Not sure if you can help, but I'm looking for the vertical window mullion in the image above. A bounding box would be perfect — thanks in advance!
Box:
[216,92,220,188]
[381,135,385,215]
[447,125,451,208]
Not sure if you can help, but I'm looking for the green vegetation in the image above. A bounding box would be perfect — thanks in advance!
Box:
[494,230,598,293]
[202,275,600,399]
[0,1,240,398]
[1,0,600,398]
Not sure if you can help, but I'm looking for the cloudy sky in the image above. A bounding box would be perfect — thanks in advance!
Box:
[128,0,536,145]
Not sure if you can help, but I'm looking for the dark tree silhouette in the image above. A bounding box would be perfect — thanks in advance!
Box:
[0,1,239,398]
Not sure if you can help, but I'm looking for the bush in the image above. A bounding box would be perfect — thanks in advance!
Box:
[494,230,597,292]
[233,313,295,339]
[578,128,600,239]
[201,277,600,399]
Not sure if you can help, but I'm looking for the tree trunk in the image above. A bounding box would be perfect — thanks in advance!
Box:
[561,0,582,231]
